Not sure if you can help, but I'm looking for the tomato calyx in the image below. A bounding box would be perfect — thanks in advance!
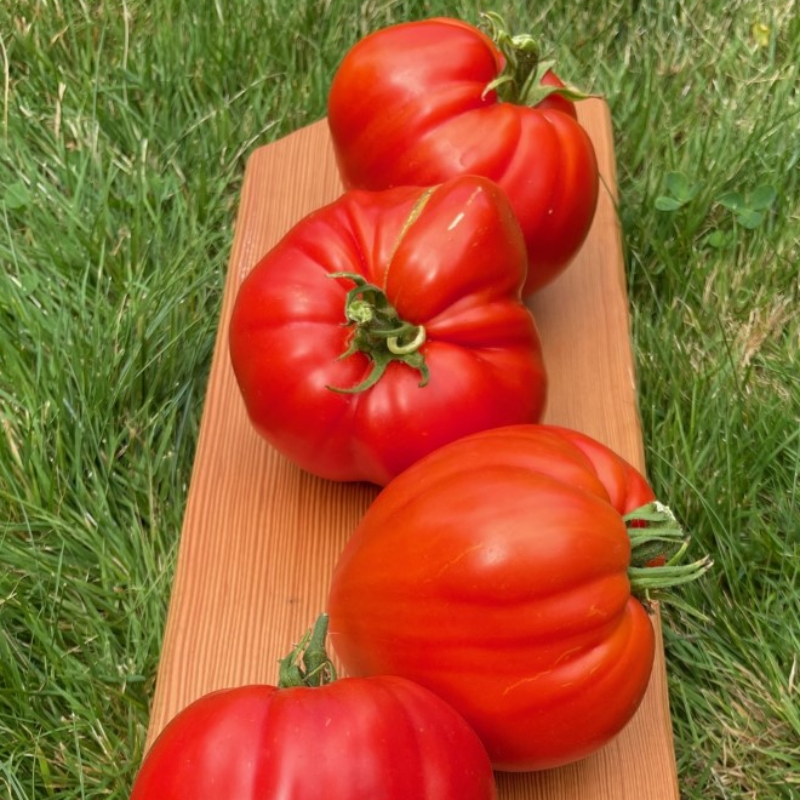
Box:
[327,272,429,394]
[625,501,713,608]
[278,614,338,689]
[479,11,591,107]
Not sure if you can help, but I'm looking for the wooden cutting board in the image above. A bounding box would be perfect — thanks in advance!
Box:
[142,99,681,799]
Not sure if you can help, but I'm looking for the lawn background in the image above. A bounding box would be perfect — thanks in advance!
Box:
[1,0,798,798]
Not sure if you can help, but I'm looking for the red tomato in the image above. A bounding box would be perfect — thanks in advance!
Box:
[327,424,659,771]
[130,618,497,799]
[327,16,599,295]
[229,175,547,485]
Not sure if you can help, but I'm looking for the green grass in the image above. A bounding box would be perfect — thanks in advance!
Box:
[1,0,798,797]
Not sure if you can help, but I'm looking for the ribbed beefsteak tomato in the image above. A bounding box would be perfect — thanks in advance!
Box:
[327,15,599,295]
[130,617,497,800]
[229,175,547,486]
[328,425,706,771]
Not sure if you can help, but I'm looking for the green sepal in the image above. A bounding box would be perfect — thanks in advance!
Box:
[624,502,713,607]
[326,272,429,394]
[479,12,595,106]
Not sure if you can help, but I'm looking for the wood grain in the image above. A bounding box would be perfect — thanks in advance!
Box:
[142,99,680,799]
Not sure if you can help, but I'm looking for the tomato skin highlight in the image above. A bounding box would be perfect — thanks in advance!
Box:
[328,17,599,295]
[229,175,547,486]
[129,677,497,800]
[327,424,658,771]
